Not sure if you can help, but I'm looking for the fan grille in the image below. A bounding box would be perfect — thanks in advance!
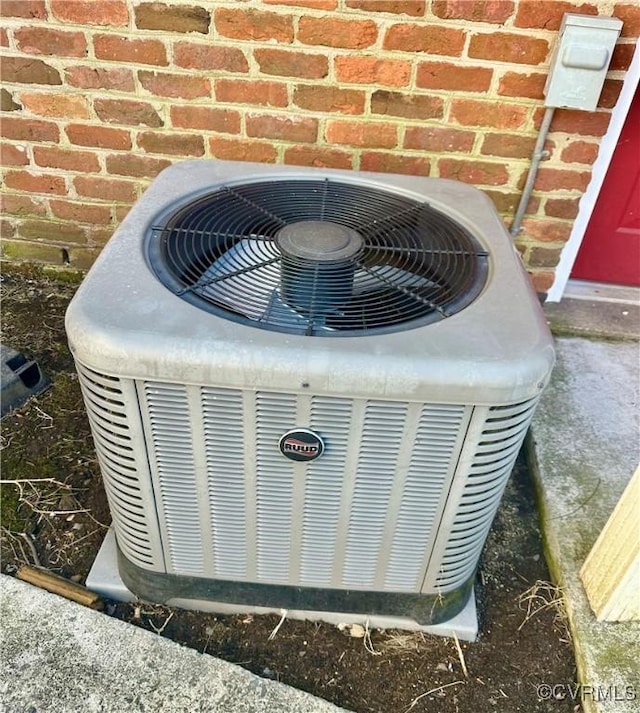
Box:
[147,179,489,336]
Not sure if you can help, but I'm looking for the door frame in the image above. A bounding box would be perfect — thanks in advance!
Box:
[547,39,640,302]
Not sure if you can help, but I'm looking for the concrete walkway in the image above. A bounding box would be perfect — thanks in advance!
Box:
[0,575,349,713]
[530,331,640,712]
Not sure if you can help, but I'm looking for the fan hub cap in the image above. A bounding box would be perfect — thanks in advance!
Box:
[276,221,363,263]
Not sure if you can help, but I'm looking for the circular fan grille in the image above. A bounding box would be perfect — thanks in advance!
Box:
[147,179,489,336]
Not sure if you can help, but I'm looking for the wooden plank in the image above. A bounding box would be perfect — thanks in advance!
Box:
[580,465,640,621]
[16,565,104,611]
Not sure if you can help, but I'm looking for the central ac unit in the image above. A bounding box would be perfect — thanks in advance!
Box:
[66,160,554,630]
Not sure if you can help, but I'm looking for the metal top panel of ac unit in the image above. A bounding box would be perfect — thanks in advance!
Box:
[66,160,555,405]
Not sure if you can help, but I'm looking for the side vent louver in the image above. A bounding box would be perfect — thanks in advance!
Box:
[143,383,204,575]
[432,398,539,591]
[202,387,248,580]
[255,392,296,583]
[75,364,161,570]
[385,405,467,592]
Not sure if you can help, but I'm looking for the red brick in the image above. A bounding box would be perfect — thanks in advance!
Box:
[383,24,465,55]
[0,28,8,46]
[20,92,90,119]
[1,143,28,166]
[439,159,509,186]
[74,176,137,203]
[1,57,61,85]
[544,109,611,137]
[34,146,100,173]
[209,137,277,164]
[404,126,475,153]
[450,99,528,129]
[528,270,555,294]
[174,43,248,73]
[1,219,16,238]
[485,190,537,215]
[87,225,115,245]
[139,70,210,99]
[14,27,87,57]
[469,32,549,65]
[264,0,336,8]
[481,133,536,159]
[215,79,288,108]
[298,17,377,49]
[215,8,294,43]
[371,90,443,120]
[2,89,21,112]
[527,246,563,268]
[254,48,328,79]
[515,1,598,30]
[138,131,204,157]
[599,80,623,109]
[560,140,599,165]
[66,66,135,91]
[334,56,411,87]
[68,246,104,269]
[94,35,167,66]
[51,0,128,25]
[114,205,131,223]
[19,219,87,244]
[4,170,67,195]
[498,71,546,99]
[294,85,365,115]
[534,168,591,192]
[615,3,640,37]
[135,3,210,34]
[170,106,240,134]
[66,124,132,150]
[611,42,635,72]
[544,198,580,220]
[325,120,397,149]
[544,198,580,219]
[284,145,353,169]
[106,154,172,178]
[2,1,47,19]
[1,116,59,143]
[416,61,492,92]
[521,219,573,243]
[50,200,112,225]
[432,0,514,23]
[246,114,318,143]
[95,99,163,128]
[0,193,47,216]
[346,0,425,14]
[360,152,430,176]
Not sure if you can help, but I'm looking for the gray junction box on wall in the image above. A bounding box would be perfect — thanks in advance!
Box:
[66,160,555,631]
[544,13,623,111]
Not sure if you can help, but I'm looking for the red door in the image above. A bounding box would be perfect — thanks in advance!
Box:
[571,85,640,286]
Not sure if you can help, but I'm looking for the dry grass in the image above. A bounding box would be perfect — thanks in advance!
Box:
[517,579,570,641]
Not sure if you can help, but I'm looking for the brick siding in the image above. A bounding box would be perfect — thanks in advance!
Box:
[1,0,638,291]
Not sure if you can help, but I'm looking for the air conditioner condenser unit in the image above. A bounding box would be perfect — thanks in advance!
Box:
[67,160,554,633]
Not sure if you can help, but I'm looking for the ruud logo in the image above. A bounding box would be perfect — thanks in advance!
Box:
[279,428,325,462]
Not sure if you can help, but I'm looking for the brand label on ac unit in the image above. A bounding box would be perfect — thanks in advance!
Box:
[279,428,325,462]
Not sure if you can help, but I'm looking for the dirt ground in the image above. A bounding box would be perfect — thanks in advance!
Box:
[1,263,580,713]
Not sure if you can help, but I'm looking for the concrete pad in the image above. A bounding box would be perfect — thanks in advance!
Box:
[0,575,350,713]
[544,281,640,341]
[87,528,478,641]
[529,337,640,713]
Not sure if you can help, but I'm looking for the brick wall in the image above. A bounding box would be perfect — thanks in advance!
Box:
[1,0,638,293]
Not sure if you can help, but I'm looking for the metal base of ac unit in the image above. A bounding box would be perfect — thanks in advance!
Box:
[87,529,478,641]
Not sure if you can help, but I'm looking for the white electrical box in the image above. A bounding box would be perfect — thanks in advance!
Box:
[544,13,623,111]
